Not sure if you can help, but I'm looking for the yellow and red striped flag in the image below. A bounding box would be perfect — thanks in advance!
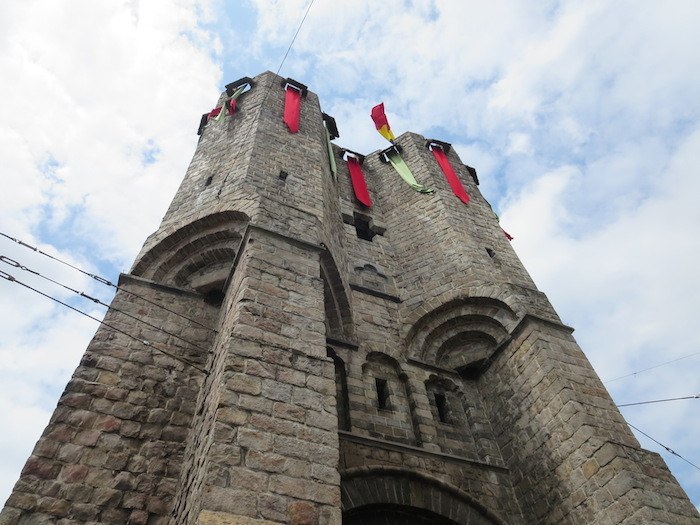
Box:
[371,103,396,142]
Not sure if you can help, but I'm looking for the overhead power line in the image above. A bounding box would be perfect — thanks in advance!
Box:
[617,394,700,408]
[0,231,217,332]
[604,351,700,384]
[275,0,316,77]
[0,269,208,374]
[0,255,210,354]
[627,422,700,472]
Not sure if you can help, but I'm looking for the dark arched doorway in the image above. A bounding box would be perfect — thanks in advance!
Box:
[345,503,461,525]
[341,468,507,525]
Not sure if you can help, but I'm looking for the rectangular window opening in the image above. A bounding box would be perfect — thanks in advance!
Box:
[435,392,451,423]
[375,378,390,410]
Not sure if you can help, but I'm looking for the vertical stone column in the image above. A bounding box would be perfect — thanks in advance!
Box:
[193,228,341,525]
[481,317,700,524]
[402,374,435,450]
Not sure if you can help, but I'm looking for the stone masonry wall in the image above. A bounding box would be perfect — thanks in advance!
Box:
[238,72,327,247]
[170,231,252,524]
[480,318,700,524]
[360,134,539,315]
[188,228,341,525]
[339,438,522,524]
[0,277,218,525]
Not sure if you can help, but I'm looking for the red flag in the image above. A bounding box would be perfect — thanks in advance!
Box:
[502,228,514,241]
[283,86,302,133]
[431,147,469,204]
[347,157,372,208]
[208,106,222,118]
[370,103,395,141]
[227,99,237,116]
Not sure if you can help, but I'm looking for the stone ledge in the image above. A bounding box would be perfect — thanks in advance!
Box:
[349,283,401,303]
[406,358,462,377]
[231,334,334,362]
[478,313,576,376]
[248,223,324,253]
[199,510,280,525]
[510,313,575,338]
[339,431,508,472]
[326,337,358,350]
[118,273,204,298]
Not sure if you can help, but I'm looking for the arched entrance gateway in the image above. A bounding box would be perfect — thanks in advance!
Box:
[341,468,508,525]
[344,504,462,525]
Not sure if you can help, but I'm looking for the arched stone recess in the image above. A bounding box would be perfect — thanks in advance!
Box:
[360,352,420,445]
[327,347,351,431]
[131,211,249,296]
[341,467,508,525]
[401,288,526,343]
[321,249,356,343]
[406,298,516,375]
[423,375,478,457]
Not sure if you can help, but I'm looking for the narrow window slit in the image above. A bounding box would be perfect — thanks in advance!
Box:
[376,378,390,410]
[204,175,213,187]
[435,392,451,423]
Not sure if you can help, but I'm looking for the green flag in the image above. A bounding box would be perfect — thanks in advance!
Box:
[325,127,337,179]
[231,85,246,101]
[387,150,433,193]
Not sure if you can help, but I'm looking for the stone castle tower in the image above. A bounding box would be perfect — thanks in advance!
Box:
[2,71,698,525]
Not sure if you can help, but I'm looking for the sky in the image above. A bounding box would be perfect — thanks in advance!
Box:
[1,0,699,513]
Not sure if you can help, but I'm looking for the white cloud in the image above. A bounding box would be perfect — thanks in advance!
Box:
[506,133,533,156]
[0,0,222,506]
[502,127,700,503]
[0,0,222,263]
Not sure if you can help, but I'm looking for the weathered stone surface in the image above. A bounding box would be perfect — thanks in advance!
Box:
[198,510,278,525]
[1,70,697,525]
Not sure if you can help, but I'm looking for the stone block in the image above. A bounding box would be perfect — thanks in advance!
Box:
[237,428,272,452]
[288,501,318,525]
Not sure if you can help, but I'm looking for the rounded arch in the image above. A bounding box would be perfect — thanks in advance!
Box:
[362,351,403,375]
[361,352,420,445]
[327,347,351,431]
[132,211,249,293]
[406,298,515,373]
[425,374,461,393]
[321,250,356,342]
[341,467,509,525]
[402,290,523,341]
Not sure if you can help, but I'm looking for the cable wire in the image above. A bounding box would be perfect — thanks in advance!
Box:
[0,269,208,374]
[627,422,700,472]
[604,351,700,384]
[0,231,217,332]
[216,0,317,196]
[275,0,316,77]
[618,394,700,408]
[0,255,211,354]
